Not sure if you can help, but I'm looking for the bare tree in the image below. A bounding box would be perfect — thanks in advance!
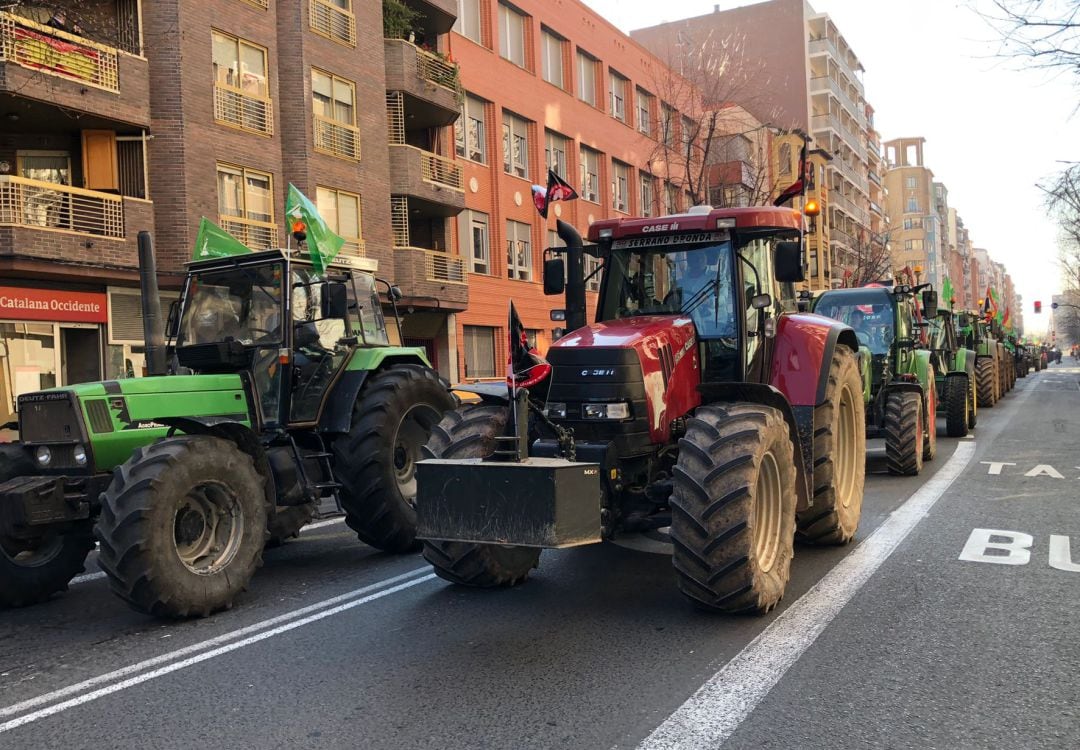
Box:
[978,0,1080,86]
[643,27,784,207]
[841,229,893,288]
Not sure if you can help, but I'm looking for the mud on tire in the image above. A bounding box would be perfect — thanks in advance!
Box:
[0,444,94,608]
[333,364,454,553]
[884,390,924,476]
[944,375,970,438]
[671,403,797,614]
[421,404,541,587]
[96,436,269,618]
[265,501,318,548]
[796,346,865,546]
[976,358,997,408]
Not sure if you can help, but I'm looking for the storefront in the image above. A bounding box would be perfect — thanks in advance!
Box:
[0,285,108,431]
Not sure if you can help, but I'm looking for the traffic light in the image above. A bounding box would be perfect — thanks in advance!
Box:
[1034,300,1042,314]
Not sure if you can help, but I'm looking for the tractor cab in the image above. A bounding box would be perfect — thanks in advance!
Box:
[813,286,906,388]
[173,250,390,428]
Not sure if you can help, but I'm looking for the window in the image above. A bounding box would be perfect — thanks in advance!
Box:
[502,111,530,179]
[211,31,271,135]
[905,176,918,189]
[611,160,629,212]
[506,220,533,280]
[906,196,919,213]
[681,115,694,153]
[579,146,600,203]
[216,164,275,248]
[315,187,363,255]
[464,325,497,378]
[585,254,602,292]
[310,0,356,46]
[498,3,527,68]
[311,69,359,160]
[545,129,568,177]
[458,210,490,274]
[636,88,653,136]
[664,181,679,213]
[660,102,674,148]
[905,239,924,251]
[577,50,597,106]
[639,172,655,217]
[609,70,627,123]
[779,142,792,176]
[903,217,924,230]
[541,28,564,87]
[454,0,483,44]
[455,93,487,163]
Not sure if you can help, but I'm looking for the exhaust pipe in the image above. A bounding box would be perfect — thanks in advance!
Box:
[137,231,168,376]
[556,219,587,332]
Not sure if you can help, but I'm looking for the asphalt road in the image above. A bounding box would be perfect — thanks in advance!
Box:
[1,364,1076,749]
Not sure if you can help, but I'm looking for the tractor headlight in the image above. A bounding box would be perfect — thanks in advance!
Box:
[545,402,567,419]
[582,402,631,420]
[35,445,52,467]
[72,444,88,467]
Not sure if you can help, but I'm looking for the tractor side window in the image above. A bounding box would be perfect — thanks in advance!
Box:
[353,273,389,346]
[289,269,350,423]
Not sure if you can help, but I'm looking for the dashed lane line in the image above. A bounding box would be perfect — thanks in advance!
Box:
[0,566,434,732]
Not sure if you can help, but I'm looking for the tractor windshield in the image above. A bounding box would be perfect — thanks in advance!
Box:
[816,290,895,355]
[178,262,284,347]
[599,240,737,339]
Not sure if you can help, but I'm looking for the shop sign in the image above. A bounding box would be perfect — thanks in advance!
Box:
[0,286,108,323]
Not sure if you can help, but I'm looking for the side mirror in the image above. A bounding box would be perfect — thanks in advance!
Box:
[321,281,349,319]
[165,300,180,339]
[921,290,938,319]
[389,285,403,301]
[751,293,772,310]
[958,313,970,328]
[543,258,565,296]
[774,241,804,283]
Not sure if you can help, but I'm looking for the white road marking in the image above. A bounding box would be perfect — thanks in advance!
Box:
[68,572,105,585]
[637,440,976,750]
[981,461,1015,475]
[0,567,433,729]
[958,528,1033,565]
[1049,536,1080,572]
[301,517,346,533]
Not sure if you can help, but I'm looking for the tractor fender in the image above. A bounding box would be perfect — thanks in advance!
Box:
[907,349,933,387]
[451,382,511,405]
[959,348,977,376]
[769,313,859,408]
[697,382,811,513]
[157,417,276,509]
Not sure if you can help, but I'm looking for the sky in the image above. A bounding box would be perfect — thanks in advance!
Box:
[582,0,1078,335]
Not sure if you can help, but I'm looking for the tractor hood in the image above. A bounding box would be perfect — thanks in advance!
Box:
[64,374,245,398]
[551,315,696,351]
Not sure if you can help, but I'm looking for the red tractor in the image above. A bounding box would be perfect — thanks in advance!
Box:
[416,206,866,614]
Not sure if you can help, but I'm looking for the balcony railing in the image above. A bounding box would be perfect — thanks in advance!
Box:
[416,47,460,92]
[420,150,463,190]
[0,12,119,92]
[424,249,466,284]
[0,176,124,238]
[342,239,366,256]
[214,85,273,136]
[310,0,357,47]
[314,114,361,160]
[809,75,865,129]
[219,215,277,250]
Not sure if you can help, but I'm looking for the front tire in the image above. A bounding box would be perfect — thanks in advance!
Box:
[96,436,269,618]
[671,403,797,614]
[923,371,938,462]
[796,347,865,545]
[421,404,541,587]
[0,445,94,608]
[333,364,454,553]
[976,357,997,408]
[884,390,924,476]
[945,375,969,437]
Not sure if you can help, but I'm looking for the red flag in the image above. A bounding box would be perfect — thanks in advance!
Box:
[773,141,808,207]
[534,168,579,218]
[506,301,551,393]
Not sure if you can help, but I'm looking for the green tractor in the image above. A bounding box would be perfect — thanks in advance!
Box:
[813,283,938,476]
[0,244,452,617]
[961,315,1004,408]
[926,310,977,437]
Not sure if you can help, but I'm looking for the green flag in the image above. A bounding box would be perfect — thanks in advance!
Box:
[286,184,344,275]
[941,277,955,310]
[991,288,1003,324]
[192,217,251,260]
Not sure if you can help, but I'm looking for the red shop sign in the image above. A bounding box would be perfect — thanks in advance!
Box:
[0,287,108,323]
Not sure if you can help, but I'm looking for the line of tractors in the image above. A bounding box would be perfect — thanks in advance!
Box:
[0,204,1042,621]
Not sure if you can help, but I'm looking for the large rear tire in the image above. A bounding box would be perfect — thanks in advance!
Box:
[421,404,541,587]
[976,358,997,408]
[884,390,924,476]
[0,445,94,608]
[796,347,865,545]
[923,371,938,462]
[967,368,978,428]
[945,375,969,437]
[265,501,318,548]
[96,436,268,618]
[671,403,797,614]
[333,364,454,553]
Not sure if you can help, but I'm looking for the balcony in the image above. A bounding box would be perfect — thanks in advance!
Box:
[388,144,465,215]
[808,76,865,129]
[214,85,273,136]
[830,191,869,226]
[392,247,469,309]
[808,36,863,88]
[384,39,460,128]
[811,112,866,162]
[309,0,357,47]
[402,0,458,35]
[0,176,124,238]
[314,114,361,160]
[219,215,277,250]
[0,11,150,127]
